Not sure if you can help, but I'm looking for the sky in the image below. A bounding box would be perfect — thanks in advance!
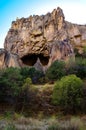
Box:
[0,0,86,48]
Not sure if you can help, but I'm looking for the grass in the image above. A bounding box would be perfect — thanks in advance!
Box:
[0,83,86,130]
[32,83,54,92]
[47,116,86,130]
[4,123,16,130]
[0,115,86,130]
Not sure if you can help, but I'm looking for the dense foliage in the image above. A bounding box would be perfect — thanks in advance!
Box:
[0,67,43,106]
[0,58,86,115]
[20,67,44,83]
[52,75,83,113]
[46,60,65,82]
[67,58,86,79]
[0,67,23,103]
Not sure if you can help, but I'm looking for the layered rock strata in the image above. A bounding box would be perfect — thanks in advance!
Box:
[0,7,86,70]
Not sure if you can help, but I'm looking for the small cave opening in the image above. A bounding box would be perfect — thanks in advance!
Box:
[39,54,49,66]
[21,54,49,66]
[21,54,37,66]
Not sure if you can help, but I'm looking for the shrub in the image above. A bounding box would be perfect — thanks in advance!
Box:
[80,81,86,113]
[67,57,86,79]
[0,67,23,104]
[46,60,65,82]
[16,77,38,112]
[75,57,86,66]
[82,46,86,57]
[20,67,44,84]
[22,77,32,90]
[52,75,83,113]
[67,65,86,79]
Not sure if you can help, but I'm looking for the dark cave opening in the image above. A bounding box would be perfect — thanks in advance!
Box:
[39,54,49,66]
[21,54,49,66]
[21,54,38,66]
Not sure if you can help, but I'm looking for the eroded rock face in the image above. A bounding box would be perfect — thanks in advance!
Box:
[1,7,86,70]
[0,49,20,68]
[4,7,65,57]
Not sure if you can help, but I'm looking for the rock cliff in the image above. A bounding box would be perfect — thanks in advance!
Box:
[1,7,86,70]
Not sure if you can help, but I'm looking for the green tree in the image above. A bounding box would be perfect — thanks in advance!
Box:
[46,60,65,82]
[67,57,86,79]
[20,67,44,84]
[22,77,32,90]
[52,75,83,113]
[18,77,38,112]
[0,67,23,103]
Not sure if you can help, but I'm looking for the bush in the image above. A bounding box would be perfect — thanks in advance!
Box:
[20,67,44,84]
[16,77,38,112]
[75,57,86,66]
[0,67,23,104]
[22,77,32,90]
[46,60,65,82]
[21,77,33,105]
[67,57,86,79]
[52,75,83,113]
[67,65,86,79]
[82,46,86,57]
[80,81,86,113]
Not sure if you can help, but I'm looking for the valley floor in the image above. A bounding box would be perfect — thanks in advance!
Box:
[0,114,86,130]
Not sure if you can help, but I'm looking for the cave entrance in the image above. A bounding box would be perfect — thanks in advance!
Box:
[21,54,49,66]
[21,54,37,66]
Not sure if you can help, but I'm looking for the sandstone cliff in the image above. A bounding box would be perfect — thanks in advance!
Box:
[1,7,86,70]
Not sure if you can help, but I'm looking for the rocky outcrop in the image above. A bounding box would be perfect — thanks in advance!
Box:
[0,49,20,69]
[1,7,86,70]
